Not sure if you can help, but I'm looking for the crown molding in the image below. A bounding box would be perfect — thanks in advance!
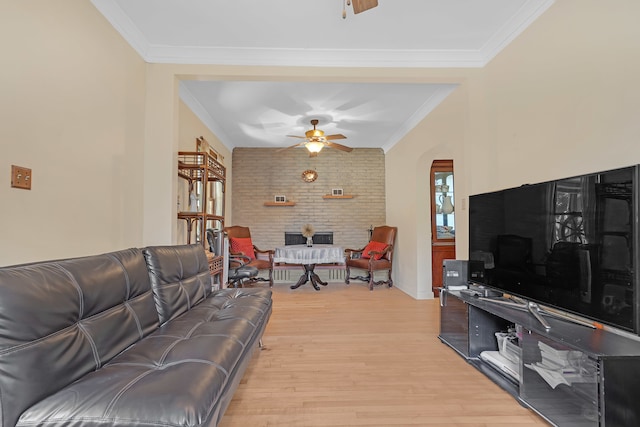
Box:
[178,83,235,151]
[380,85,458,153]
[92,0,555,68]
[179,81,458,153]
[480,0,556,64]
[149,46,486,68]
[91,0,150,59]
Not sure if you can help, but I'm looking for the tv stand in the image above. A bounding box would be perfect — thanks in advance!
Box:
[478,296,551,331]
[439,290,640,426]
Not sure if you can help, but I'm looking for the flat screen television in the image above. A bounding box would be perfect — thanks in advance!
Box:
[469,165,640,334]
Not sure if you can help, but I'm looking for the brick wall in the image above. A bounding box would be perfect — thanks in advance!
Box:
[231,147,386,251]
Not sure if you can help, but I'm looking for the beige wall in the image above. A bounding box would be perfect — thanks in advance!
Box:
[1,1,147,266]
[386,0,640,298]
[475,0,640,192]
[386,86,469,299]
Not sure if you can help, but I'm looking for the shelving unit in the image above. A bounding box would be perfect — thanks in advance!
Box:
[177,151,225,247]
[206,252,224,290]
[439,290,640,426]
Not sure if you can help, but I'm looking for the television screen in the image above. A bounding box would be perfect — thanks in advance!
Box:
[469,165,638,333]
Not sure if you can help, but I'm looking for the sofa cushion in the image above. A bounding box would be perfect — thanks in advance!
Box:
[17,288,273,427]
[0,248,158,427]
[229,237,256,259]
[347,257,392,270]
[143,244,212,324]
[361,240,388,260]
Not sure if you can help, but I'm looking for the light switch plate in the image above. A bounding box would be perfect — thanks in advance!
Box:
[11,165,32,190]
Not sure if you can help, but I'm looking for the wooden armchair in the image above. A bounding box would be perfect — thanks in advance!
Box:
[224,225,274,287]
[344,225,397,291]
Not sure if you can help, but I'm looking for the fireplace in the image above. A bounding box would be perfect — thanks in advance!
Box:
[284,231,333,245]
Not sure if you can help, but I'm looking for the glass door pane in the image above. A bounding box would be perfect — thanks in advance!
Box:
[434,170,455,240]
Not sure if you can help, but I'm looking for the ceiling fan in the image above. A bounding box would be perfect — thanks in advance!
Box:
[281,119,353,157]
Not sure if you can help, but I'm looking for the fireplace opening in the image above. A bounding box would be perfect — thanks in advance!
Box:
[284,232,333,245]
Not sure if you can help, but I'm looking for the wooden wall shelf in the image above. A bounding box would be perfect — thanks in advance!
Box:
[264,201,296,206]
[322,195,354,199]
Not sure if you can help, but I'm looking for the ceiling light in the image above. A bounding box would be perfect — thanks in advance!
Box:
[305,141,325,154]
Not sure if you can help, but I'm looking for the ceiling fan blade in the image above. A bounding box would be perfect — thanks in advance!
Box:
[325,134,347,140]
[286,135,306,139]
[352,0,378,14]
[276,142,306,152]
[326,141,353,152]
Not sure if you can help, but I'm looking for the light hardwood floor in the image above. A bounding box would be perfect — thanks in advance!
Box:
[219,282,548,427]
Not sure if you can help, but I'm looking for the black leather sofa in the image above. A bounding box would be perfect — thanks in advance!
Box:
[0,244,272,427]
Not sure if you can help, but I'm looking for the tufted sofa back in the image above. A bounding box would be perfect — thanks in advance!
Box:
[0,248,159,427]
[143,244,212,325]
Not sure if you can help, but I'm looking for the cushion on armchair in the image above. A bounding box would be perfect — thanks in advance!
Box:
[361,241,387,260]
[230,237,256,259]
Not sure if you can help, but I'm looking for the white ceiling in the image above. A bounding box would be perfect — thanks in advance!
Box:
[91,0,554,152]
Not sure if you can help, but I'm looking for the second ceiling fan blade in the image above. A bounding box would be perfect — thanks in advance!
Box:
[326,141,353,152]
[352,0,378,14]
[276,142,306,152]
[325,134,347,140]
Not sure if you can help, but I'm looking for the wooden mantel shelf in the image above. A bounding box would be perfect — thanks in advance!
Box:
[322,194,354,199]
[264,201,296,206]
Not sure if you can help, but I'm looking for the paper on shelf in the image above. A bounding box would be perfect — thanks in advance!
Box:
[525,363,569,389]
[524,340,597,389]
[525,362,596,388]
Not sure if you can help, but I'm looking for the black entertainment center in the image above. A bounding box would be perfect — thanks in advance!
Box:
[439,165,640,426]
[440,290,640,426]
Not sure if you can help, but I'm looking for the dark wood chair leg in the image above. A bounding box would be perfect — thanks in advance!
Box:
[345,265,351,284]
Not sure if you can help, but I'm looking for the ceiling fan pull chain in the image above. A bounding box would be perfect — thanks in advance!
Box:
[342,0,347,19]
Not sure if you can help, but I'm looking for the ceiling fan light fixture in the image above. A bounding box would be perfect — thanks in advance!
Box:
[305,141,325,154]
[281,119,351,155]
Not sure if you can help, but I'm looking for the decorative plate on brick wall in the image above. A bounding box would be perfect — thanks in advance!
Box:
[302,169,318,182]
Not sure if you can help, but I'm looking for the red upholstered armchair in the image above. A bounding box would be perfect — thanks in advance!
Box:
[224,225,274,287]
[344,225,397,291]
